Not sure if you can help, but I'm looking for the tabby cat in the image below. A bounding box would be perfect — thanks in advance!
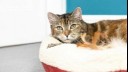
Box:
[48,7,127,49]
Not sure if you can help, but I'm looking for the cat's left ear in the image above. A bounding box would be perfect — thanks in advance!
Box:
[71,7,82,20]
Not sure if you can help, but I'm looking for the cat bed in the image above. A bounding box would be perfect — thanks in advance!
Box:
[39,36,127,72]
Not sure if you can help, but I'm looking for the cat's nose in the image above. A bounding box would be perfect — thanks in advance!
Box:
[64,30,70,38]
[66,35,69,38]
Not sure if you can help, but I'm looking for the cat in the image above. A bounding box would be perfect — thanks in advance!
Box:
[48,7,127,49]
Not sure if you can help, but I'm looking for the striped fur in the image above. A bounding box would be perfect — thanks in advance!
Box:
[48,7,127,49]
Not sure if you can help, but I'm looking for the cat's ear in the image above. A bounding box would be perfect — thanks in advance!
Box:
[48,12,59,23]
[71,7,82,20]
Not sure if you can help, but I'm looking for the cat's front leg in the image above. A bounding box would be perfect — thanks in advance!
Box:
[77,33,98,49]
[76,42,98,49]
[91,31,101,49]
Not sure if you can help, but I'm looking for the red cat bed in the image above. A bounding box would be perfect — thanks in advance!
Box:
[39,36,127,72]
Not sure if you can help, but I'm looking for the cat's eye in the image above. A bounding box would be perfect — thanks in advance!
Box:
[56,26,63,30]
[70,24,77,29]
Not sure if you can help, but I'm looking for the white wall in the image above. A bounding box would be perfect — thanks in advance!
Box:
[82,15,127,23]
[0,0,66,47]
[0,0,44,47]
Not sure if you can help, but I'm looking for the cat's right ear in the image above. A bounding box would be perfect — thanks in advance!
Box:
[48,12,59,24]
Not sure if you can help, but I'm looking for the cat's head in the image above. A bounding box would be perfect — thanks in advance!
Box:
[48,7,87,43]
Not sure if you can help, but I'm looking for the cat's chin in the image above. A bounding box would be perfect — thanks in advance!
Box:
[63,40,73,43]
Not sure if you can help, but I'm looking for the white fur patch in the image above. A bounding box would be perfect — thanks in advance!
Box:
[39,36,127,72]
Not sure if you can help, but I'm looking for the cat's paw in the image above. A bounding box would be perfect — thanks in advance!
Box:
[47,43,61,48]
[76,42,89,47]
[89,44,99,50]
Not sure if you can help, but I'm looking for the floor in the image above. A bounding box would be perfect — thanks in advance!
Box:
[0,43,45,72]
